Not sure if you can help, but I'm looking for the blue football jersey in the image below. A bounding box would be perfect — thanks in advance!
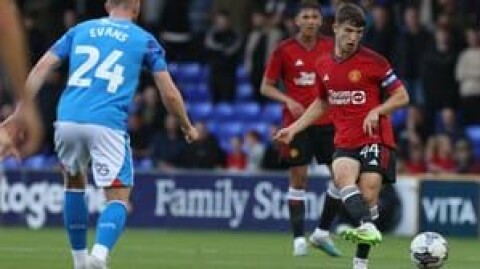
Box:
[50,18,167,131]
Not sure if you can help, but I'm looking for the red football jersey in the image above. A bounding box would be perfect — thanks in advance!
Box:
[264,36,334,126]
[316,47,403,149]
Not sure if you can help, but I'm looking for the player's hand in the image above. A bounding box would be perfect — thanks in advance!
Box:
[286,100,305,119]
[0,126,20,159]
[1,101,43,158]
[182,126,200,143]
[273,127,295,145]
[363,108,380,137]
[18,101,43,156]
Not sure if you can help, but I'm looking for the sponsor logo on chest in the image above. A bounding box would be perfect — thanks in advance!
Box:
[328,90,366,105]
[294,71,316,86]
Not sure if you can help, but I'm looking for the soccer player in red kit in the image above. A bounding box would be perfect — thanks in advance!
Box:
[261,0,341,257]
[275,3,409,269]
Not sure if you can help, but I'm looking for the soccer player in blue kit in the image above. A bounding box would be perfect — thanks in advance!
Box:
[5,0,199,268]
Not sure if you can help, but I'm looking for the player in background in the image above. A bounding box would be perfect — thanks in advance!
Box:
[2,1,199,268]
[0,0,43,157]
[261,0,341,257]
[274,3,409,269]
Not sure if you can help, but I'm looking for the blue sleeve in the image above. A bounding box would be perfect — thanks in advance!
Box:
[144,36,167,72]
[50,27,75,60]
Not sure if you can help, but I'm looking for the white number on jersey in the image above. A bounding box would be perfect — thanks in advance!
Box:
[68,45,125,93]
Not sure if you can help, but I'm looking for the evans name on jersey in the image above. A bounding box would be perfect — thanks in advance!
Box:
[51,18,167,131]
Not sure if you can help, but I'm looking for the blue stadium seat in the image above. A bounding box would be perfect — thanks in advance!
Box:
[236,64,250,84]
[233,102,261,122]
[219,137,233,153]
[261,103,283,124]
[245,122,271,142]
[181,83,210,102]
[217,121,244,140]
[23,155,48,169]
[134,158,153,170]
[466,125,480,157]
[199,65,210,83]
[2,157,21,169]
[206,120,220,136]
[43,155,60,168]
[189,102,213,122]
[197,83,211,101]
[176,63,202,83]
[391,107,407,129]
[168,62,179,78]
[211,103,234,122]
[236,83,254,101]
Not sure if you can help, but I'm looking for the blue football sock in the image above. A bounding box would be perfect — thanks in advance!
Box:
[64,190,88,250]
[95,201,127,250]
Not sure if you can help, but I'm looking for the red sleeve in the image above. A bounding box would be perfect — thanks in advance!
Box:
[263,46,282,82]
[374,56,403,94]
[316,69,327,100]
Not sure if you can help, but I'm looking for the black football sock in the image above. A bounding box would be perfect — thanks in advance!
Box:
[287,188,306,238]
[318,183,342,230]
[339,185,372,226]
[356,243,371,259]
[356,206,378,259]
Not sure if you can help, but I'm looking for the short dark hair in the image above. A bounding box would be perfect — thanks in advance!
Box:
[335,3,367,27]
[296,0,321,15]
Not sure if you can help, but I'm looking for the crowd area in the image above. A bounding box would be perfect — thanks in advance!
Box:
[0,0,479,175]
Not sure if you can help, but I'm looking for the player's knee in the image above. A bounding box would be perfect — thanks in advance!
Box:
[361,188,378,206]
[333,174,356,189]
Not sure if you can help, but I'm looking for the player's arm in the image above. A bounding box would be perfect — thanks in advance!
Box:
[290,98,329,134]
[153,71,198,142]
[25,52,62,97]
[372,85,409,116]
[261,47,305,118]
[274,66,330,144]
[0,1,45,157]
[0,0,29,100]
[261,78,297,105]
[274,98,329,144]
[1,51,60,156]
[145,35,198,142]
[363,65,410,136]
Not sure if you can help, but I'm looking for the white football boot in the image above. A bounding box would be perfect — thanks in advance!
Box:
[293,237,308,256]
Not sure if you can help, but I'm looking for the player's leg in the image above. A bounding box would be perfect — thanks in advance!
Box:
[332,151,380,245]
[309,180,343,256]
[64,173,89,269]
[55,122,90,269]
[288,165,309,256]
[87,126,133,268]
[353,144,397,269]
[353,172,382,269]
[89,187,131,269]
[317,179,342,232]
[309,125,342,256]
[282,129,313,256]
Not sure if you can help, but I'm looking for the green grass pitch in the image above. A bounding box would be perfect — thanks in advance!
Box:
[0,227,478,268]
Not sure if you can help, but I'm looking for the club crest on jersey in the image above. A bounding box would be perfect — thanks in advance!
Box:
[348,69,362,83]
[290,148,300,158]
